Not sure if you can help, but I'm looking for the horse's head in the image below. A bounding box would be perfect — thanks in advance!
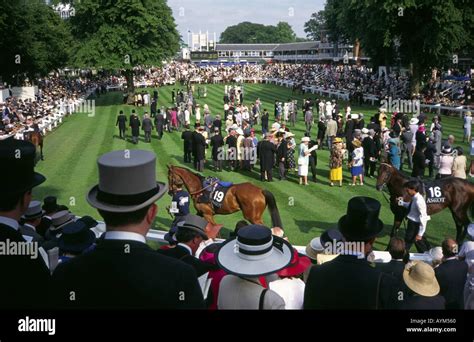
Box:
[376,163,393,191]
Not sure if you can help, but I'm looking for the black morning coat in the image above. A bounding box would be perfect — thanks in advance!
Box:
[51,239,204,309]
[0,223,50,309]
[191,131,206,160]
[304,255,400,309]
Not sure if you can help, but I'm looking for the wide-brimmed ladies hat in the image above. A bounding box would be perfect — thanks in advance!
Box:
[352,139,362,148]
[216,225,293,277]
[410,117,419,125]
[87,150,167,213]
[333,137,343,144]
[466,111,472,117]
[277,249,312,278]
[403,261,440,297]
[284,132,295,139]
[441,146,452,155]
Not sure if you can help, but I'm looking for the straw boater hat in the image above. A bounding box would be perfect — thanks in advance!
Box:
[87,150,167,213]
[216,225,292,277]
[352,139,362,148]
[403,261,440,297]
[409,117,419,125]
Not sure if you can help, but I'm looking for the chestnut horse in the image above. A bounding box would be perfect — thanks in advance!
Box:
[167,165,283,238]
[376,162,474,243]
[25,131,44,162]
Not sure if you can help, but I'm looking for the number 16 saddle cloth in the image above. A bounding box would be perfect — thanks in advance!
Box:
[422,180,446,205]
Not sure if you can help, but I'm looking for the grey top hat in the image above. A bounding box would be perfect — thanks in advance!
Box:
[87,150,168,212]
[176,214,209,240]
[22,200,44,220]
[51,210,74,231]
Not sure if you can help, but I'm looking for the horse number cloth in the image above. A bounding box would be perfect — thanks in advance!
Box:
[211,185,231,209]
[424,182,446,204]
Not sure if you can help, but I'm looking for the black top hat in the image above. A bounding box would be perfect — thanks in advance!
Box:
[58,220,96,254]
[0,139,45,194]
[338,197,384,241]
[176,214,209,240]
[42,196,58,213]
[77,215,98,229]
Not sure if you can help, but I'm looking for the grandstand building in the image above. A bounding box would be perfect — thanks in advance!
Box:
[190,41,369,64]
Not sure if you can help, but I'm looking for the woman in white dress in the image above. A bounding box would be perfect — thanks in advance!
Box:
[195,104,201,124]
[464,111,472,143]
[298,137,311,185]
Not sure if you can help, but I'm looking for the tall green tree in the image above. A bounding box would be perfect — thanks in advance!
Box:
[304,11,326,41]
[68,0,180,100]
[220,21,298,44]
[0,0,72,85]
[323,0,474,92]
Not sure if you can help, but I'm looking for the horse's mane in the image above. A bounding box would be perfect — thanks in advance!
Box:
[171,165,205,181]
[380,162,408,180]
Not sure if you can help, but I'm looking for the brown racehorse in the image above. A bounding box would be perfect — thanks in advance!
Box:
[167,165,283,238]
[25,131,44,162]
[376,162,474,243]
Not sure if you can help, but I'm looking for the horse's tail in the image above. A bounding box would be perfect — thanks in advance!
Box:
[263,190,283,229]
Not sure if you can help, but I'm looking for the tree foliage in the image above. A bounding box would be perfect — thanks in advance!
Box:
[304,11,326,41]
[220,21,298,44]
[323,0,474,90]
[0,0,72,85]
[68,0,180,95]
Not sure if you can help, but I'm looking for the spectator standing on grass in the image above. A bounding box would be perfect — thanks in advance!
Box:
[329,138,345,187]
[452,146,467,179]
[130,110,141,144]
[52,150,204,309]
[304,107,313,134]
[142,113,153,143]
[437,146,454,179]
[463,111,472,143]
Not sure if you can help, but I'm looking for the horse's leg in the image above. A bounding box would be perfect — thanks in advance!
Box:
[451,207,469,244]
[390,219,402,238]
[40,143,44,160]
[198,204,222,239]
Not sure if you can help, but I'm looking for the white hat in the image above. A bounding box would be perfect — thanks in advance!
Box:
[236,128,244,135]
[284,132,295,139]
[361,128,369,134]
[301,137,310,142]
[216,225,292,277]
[351,114,359,119]
[410,118,419,125]
[428,247,443,262]
[467,223,474,238]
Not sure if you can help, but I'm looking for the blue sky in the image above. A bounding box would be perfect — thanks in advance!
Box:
[168,0,325,42]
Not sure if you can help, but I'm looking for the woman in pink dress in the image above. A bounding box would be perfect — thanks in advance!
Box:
[170,108,178,129]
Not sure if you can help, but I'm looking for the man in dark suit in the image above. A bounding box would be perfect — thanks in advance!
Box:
[158,214,213,277]
[19,200,45,244]
[52,149,204,309]
[150,97,157,118]
[210,128,224,171]
[154,111,165,140]
[261,109,269,134]
[191,124,207,172]
[435,238,468,309]
[130,110,141,144]
[304,197,400,309]
[377,237,407,284]
[181,126,193,163]
[362,130,377,178]
[258,133,276,182]
[142,113,153,143]
[276,134,288,180]
[116,110,127,139]
[0,139,50,309]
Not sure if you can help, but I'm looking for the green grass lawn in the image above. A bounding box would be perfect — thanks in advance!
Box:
[33,83,472,251]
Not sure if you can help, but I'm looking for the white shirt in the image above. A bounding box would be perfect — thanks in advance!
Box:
[0,216,20,231]
[401,192,430,235]
[269,278,305,310]
[104,231,146,243]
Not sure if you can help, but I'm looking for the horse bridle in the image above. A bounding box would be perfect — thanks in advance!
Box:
[378,163,393,188]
